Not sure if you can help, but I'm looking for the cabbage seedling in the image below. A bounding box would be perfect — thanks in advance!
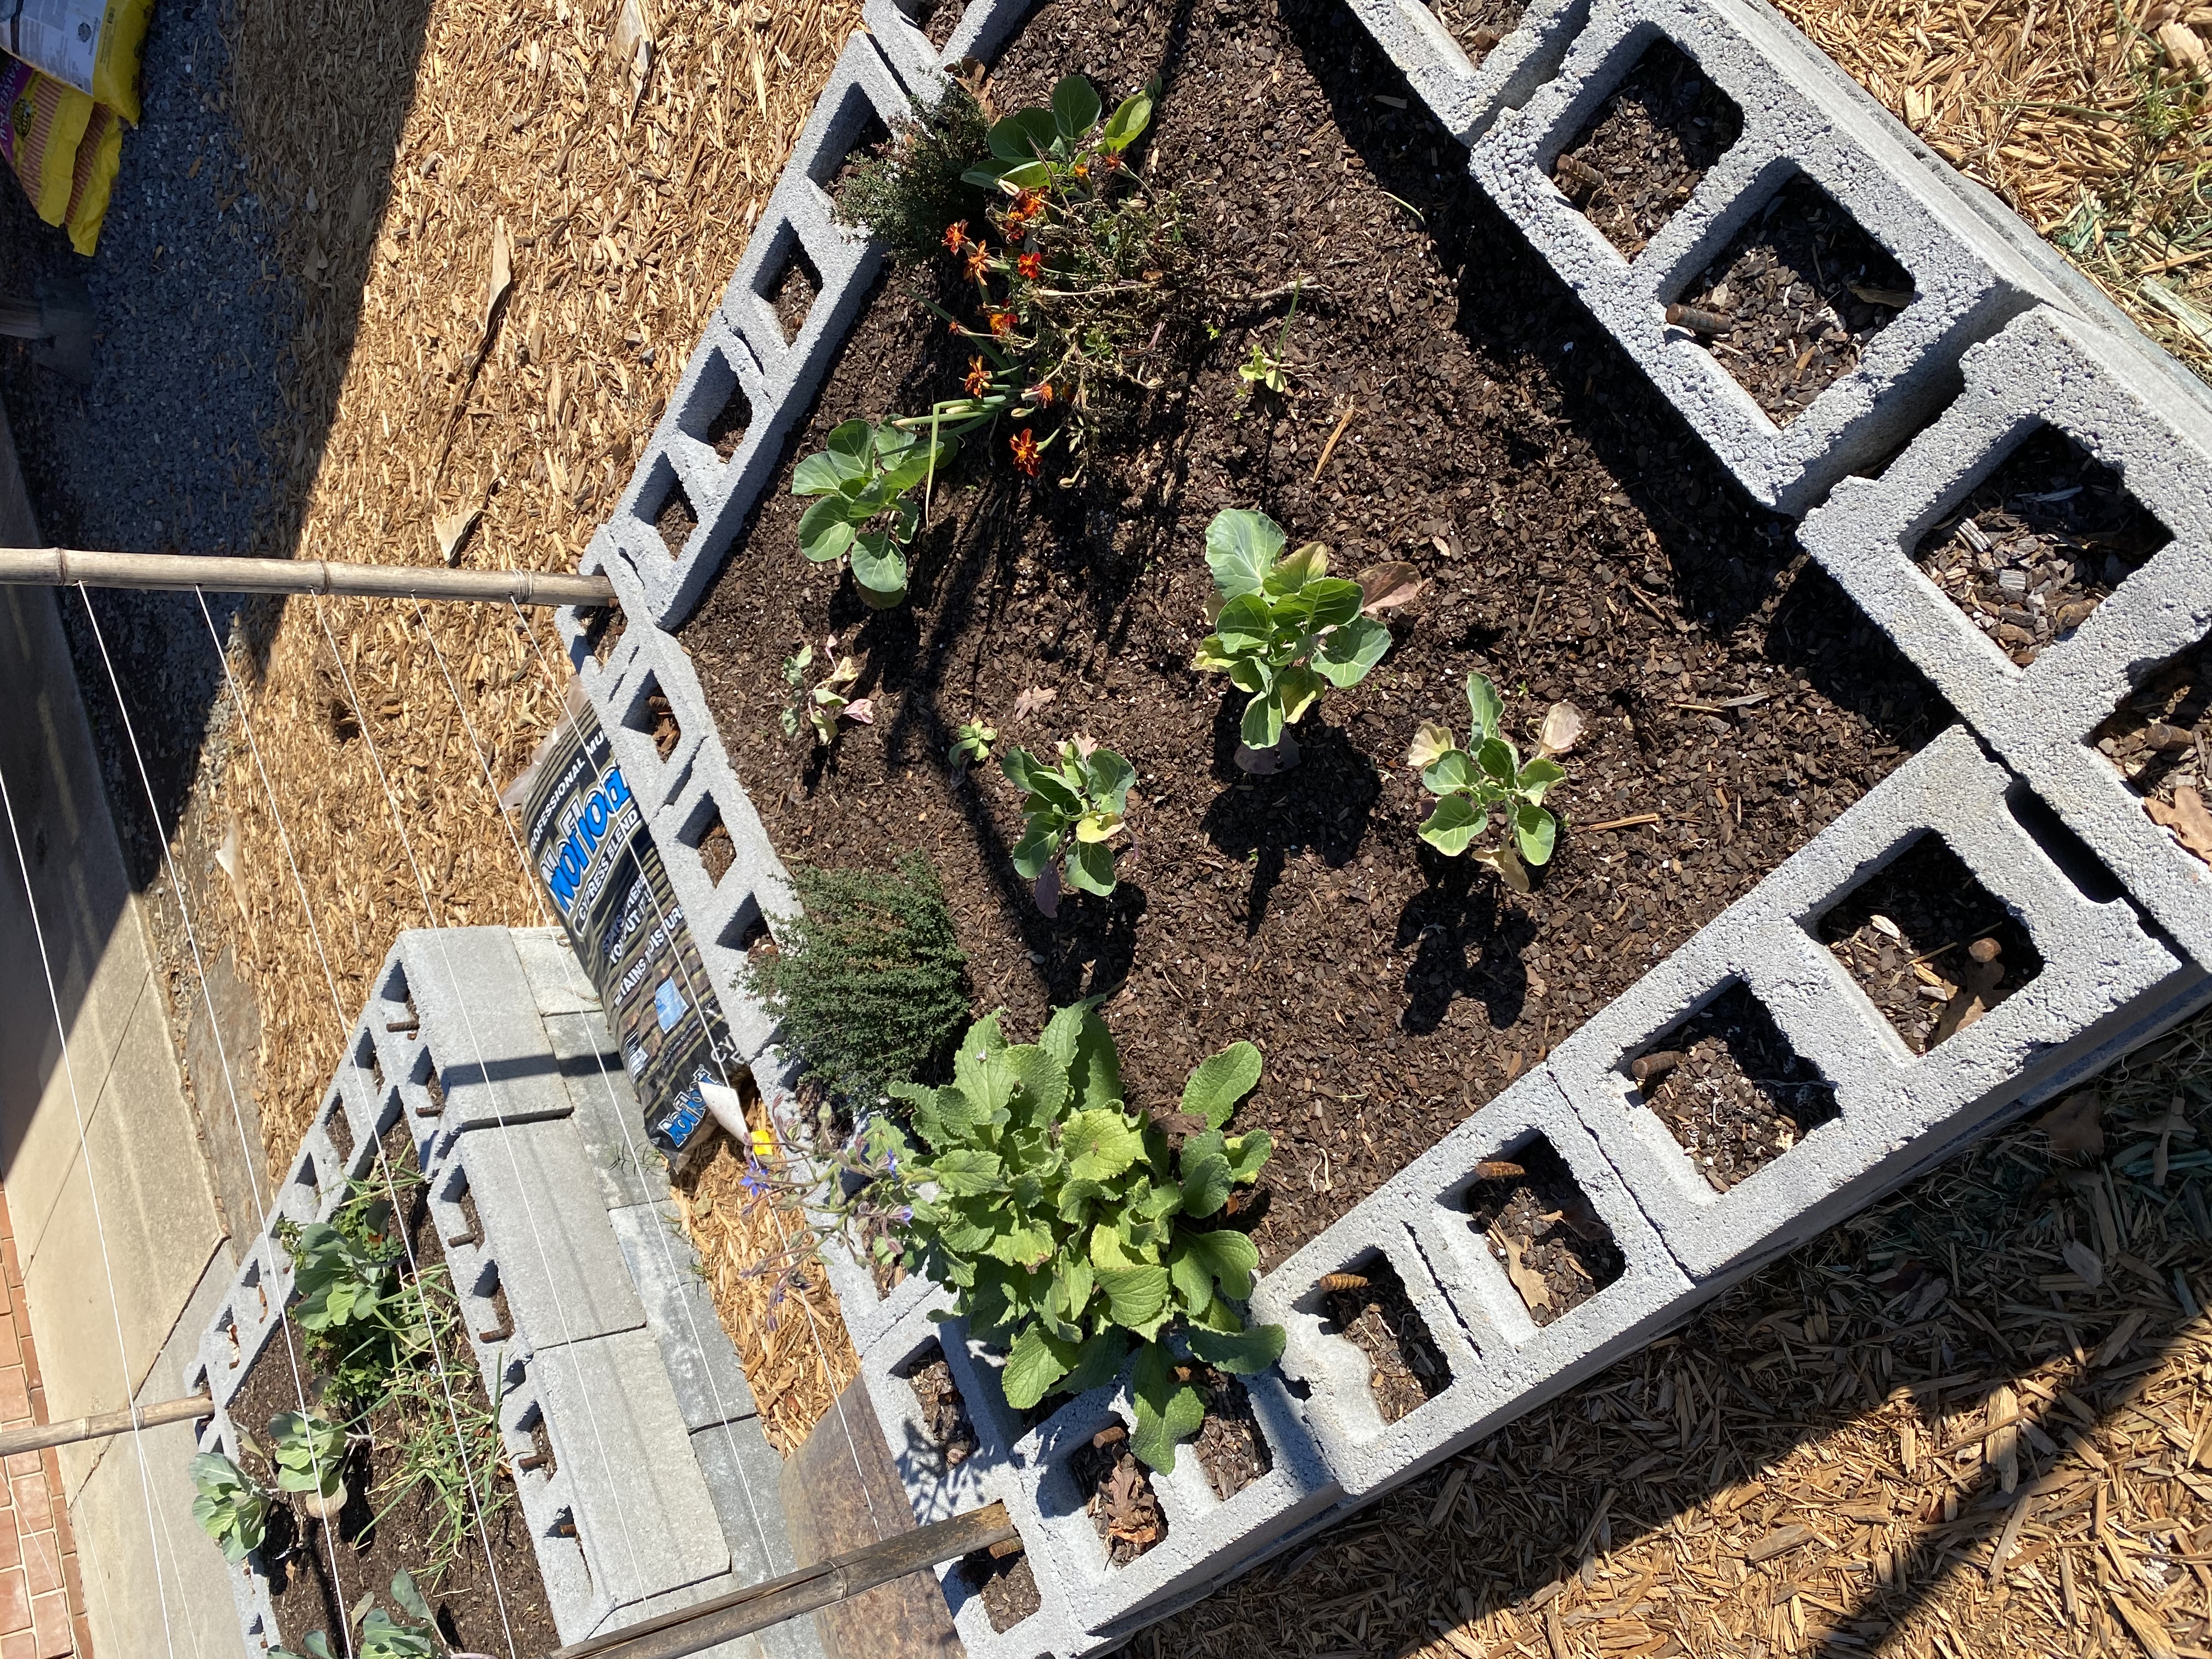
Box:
[190,1453,271,1563]
[268,1408,349,1509]
[948,718,997,769]
[1002,738,1133,912]
[1409,672,1567,891]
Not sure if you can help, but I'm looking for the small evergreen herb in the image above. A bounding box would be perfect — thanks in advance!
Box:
[747,854,972,1105]
[833,86,993,267]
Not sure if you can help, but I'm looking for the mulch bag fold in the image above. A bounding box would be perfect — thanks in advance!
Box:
[4,0,156,122]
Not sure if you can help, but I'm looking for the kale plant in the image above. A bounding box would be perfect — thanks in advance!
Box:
[863,1001,1282,1472]
[745,854,972,1108]
[1001,738,1132,913]
[833,84,993,266]
[1409,672,1570,891]
[189,1453,271,1563]
[793,419,959,609]
[1192,509,1395,759]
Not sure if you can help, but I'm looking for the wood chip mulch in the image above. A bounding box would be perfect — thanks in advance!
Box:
[1638,984,1842,1193]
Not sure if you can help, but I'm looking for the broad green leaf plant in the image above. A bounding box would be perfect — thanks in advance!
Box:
[269,1408,349,1502]
[274,1570,460,1659]
[1192,509,1393,759]
[793,420,958,609]
[862,1001,1283,1472]
[962,74,1154,195]
[189,1453,271,1563]
[1409,672,1569,891]
[1002,738,1133,913]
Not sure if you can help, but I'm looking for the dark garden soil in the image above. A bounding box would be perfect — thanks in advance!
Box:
[2092,637,2212,867]
[957,1544,1044,1630]
[905,1352,982,1469]
[680,0,1952,1275]
[1071,1427,1168,1565]
[1555,40,1743,261]
[1321,1254,1451,1421]
[1635,984,1841,1192]
[708,381,753,460]
[1914,425,2175,668]
[230,1130,557,1656]
[1674,174,1915,426]
[915,0,966,52]
[1426,0,1527,65]
[1816,831,2041,1054]
[1188,1369,1272,1501]
[655,478,699,555]
[773,252,822,346]
[1460,1133,1624,1325]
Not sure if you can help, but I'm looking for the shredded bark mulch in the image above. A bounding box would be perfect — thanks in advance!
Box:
[2092,639,2212,868]
[1674,174,1915,425]
[680,0,1951,1272]
[1636,983,1841,1190]
[1071,1427,1169,1566]
[1427,0,1528,65]
[957,1543,1043,1631]
[1462,1133,1625,1325]
[1816,832,2042,1055]
[905,1351,982,1470]
[1322,1254,1452,1422]
[1189,1369,1273,1502]
[1555,40,1744,259]
[1914,425,2174,668]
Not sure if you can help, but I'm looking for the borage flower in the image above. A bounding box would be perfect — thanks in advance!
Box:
[1009,428,1042,477]
[1015,251,1043,279]
[988,310,1017,338]
[964,356,991,398]
[943,219,969,253]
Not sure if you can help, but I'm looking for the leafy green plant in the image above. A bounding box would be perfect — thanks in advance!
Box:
[274,1570,460,1659]
[190,1452,271,1563]
[290,1215,398,1335]
[1002,738,1132,913]
[1236,280,1301,399]
[269,1409,349,1502]
[780,638,867,746]
[1408,673,1573,891]
[1191,509,1400,759]
[832,84,994,266]
[862,1001,1282,1472]
[948,718,997,770]
[745,854,972,1107]
[793,420,959,609]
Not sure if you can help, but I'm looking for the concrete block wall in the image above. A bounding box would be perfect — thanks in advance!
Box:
[187,929,821,1659]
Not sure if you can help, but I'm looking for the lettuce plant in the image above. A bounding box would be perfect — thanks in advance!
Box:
[1192,509,1393,756]
[794,420,958,608]
[269,1408,349,1502]
[1409,672,1567,891]
[863,1002,1282,1472]
[190,1453,271,1563]
[1002,738,1132,912]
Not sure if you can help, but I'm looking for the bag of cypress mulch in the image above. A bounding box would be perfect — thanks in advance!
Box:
[503,685,735,1160]
[2,58,120,252]
[4,0,156,122]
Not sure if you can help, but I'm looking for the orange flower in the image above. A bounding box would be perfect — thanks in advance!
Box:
[1016,251,1043,279]
[1099,152,1122,171]
[943,220,969,252]
[964,356,991,398]
[988,310,1016,338]
[965,247,991,280]
[1010,428,1042,477]
[1012,189,1044,220]
[1026,381,1055,407]
[1072,161,1091,181]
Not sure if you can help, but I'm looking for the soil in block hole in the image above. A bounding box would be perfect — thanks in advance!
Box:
[654,475,698,555]
[1322,1254,1451,1422]
[1818,832,2041,1054]
[910,0,964,50]
[582,603,626,666]
[1674,174,1914,425]
[1637,983,1838,1190]
[645,687,681,760]
[2092,639,2212,868]
[904,1348,981,1471]
[706,381,752,461]
[1429,0,1527,65]
[1462,1135,1624,1325]
[1555,40,1743,259]
[1914,425,2173,668]
[958,1543,1042,1632]
[693,805,735,883]
[1070,1423,1167,1566]
[772,247,822,344]
[1189,1368,1273,1502]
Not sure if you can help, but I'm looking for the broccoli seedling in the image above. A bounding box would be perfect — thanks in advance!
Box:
[1409,672,1572,891]
[1002,737,1133,912]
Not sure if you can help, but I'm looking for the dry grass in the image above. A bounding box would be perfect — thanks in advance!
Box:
[1779,0,2212,381]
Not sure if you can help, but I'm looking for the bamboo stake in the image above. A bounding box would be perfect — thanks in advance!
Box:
[0,547,616,608]
[0,1393,211,1459]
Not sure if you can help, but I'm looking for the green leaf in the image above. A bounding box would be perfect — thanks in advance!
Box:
[1063,1110,1144,1181]
[1181,1228,1261,1300]
[1205,509,1286,598]
[1312,614,1390,687]
[1064,1007,1123,1114]
[1240,685,1285,751]
[1466,672,1505,741]
[1224,1128,1273,1183]
[1060,1328,1131,1395]
[877,433,957,494]
[1002,1325,1073,1410]
[986,1215,1059,1268]
[1274,662,1324,726]
[1177,1129,1232,1216]
[797,496,858,562]
[1212,592,1274,656]
[1265,541,1330,594]
[1191,634,1235,672]
[1081,747,1135,812]
[1056,1255,1096,1325]
[1475,735,1519,783]
[848,533,908,602]
[390,1571,433,1627]
[1023,766,1084,818]
[1167,1239,1216,1313]
[988,108,1058,161]
[1421,748,1477,797]
[932,1148,1005,1196]
[1182,1040,1262,1128]
[1001,1043,1069,1125]
[1516,756,1567,802]
[1057,1175,1110,1222]
[1130,1343,1205,1473]
[1419,793,1486,856]
[1010,823,1059,881]
[1051,75,1102,139]
[1098,1265,1171,1335]
[1186,1321,1288,1375]
[1068,837,1118,897]
[1099,88,1153,153]
[1516,800,1558,866]
[793,422,872,495]
[1301,576,1365,632]
[1000,745,1042,795]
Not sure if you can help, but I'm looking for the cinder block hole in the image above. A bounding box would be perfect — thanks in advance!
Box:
[1458,1133,1625,1325]
[719,902,770,954]
[896,0,966,51]
[1318,1251,1451,1423]
[373,1086,404,1139]
[706,379,752,463]
[1185,1369,1273,1502]
[896,1339,981,1471]
[356,1030,385,1095]
[471,1258,501,1301]
[1553,38,1743,260]
[578,603,627,667]
[762,237,823,346]
[624,674,684,761]
[1914,425,2172,668]
[242,1260,267,1319]
[1815,831,2042,1056]
[295,1153,319,1200]
[955,1535,1041,1632]
[651,470,699,557]
[1427,0,1526,65]
[2091,635,2212,867]
[2004,780,2127,905]
[526,1412,557,1477]
[381,960,411,1008]
[677,793,736,884]
[1632,982,1838,1191]
[548,1505,579,1542]
[1067,1419,1168,1567]
[1672,173,1915,427]
[324,1092,356,1166]
[809,93,893,193]
[413,1046,448,1115]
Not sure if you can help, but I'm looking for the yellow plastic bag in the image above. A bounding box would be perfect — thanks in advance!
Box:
[64,98,120,253]
[4,0,155,123]
[2,56,93,224]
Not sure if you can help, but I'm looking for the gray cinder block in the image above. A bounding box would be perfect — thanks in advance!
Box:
[1342,0,1595,143]
[864,0,1051,97]
[610,1198,761,1431]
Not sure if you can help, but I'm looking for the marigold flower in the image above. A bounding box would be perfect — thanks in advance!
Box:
[1016,251,1043,279]
[964,356,991,398]
[965,247,990,280]
[1012,189,1044,219]
[1010,428,1042,477]
[1099,152,1122,171]
[1026,381,1055,407]
[1072,161,1091,181]
[943,220,969,252]
[988,310,1016,338]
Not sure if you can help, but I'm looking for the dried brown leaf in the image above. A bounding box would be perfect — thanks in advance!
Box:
[1356,561,1429,615]
[1011,686,1057,721]
[2039,1090,2106,1156]
[2146,786,2212,866]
